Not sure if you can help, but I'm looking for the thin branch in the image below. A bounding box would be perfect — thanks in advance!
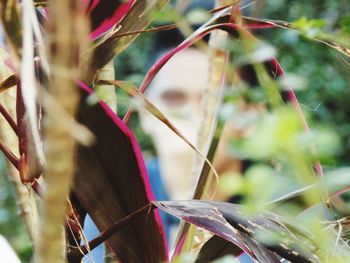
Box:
[0,140,19,169]
[68,203,156,262]
[0,103,18,136]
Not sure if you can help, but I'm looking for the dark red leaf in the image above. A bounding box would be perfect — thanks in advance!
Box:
[86,0,135,40]
[73,81,168,262]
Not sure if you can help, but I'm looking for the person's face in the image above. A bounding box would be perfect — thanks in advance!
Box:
[140,49,210,200]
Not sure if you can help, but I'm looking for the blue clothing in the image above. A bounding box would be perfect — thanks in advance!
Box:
[81,158,176,263]
[82,215,104,263]
[147,158,178,241]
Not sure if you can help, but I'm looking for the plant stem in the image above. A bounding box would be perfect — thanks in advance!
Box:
[67,203,156,262]
[35,0,90,262]
[94,60,117,113]
[0,140,19,169]
[0,103,18,135]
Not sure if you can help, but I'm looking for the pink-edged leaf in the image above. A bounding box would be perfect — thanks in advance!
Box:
[73,81,167,263]
[100,80,218,181]
[87,0,135,40]
[154,200,319,263]
[83,0,169,83]
[123,18,273,121]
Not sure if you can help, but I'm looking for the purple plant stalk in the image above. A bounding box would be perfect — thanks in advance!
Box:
[0,140,19,169]
[0,101,19,168]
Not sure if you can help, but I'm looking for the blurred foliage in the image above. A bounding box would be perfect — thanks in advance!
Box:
[0,156,32,262]
[262,0,350,165]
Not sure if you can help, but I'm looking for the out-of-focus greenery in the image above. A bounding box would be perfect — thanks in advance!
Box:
[262,0,350,165]
[0,157,32,262]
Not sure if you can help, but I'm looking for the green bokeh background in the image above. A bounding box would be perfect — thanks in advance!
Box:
[0,1,349,261]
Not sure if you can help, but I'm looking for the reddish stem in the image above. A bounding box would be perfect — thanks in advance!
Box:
[68,203,156,262]
[0,140,19,169]
[0,103,18,136]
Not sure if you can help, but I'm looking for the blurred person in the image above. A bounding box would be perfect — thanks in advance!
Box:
[139,48,251,202]
[139,34,256,263]
[140,48,212,201]
[138,5,266,263]
[140,0,264,204]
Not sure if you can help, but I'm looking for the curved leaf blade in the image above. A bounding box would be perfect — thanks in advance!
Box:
[84,0,169,83]
[87,0,135,40]
[73,81,168,263]
[154,200,319,263]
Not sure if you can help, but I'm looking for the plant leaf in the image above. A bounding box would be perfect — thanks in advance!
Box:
[194,235,243,263]
[83,0,169,83]
[73,81,168,263]
[154,200,279,263]
[154,200,320,263]
[0,74,17,93]
[87,0,135,40]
